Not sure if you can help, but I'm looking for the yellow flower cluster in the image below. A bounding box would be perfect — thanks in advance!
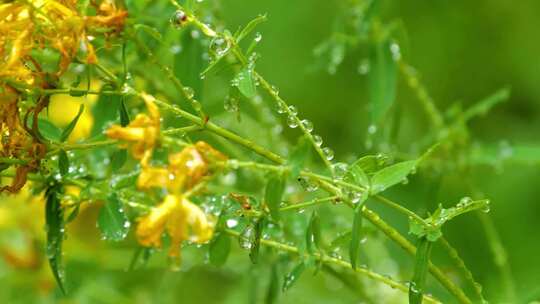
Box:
[106,94,227,259]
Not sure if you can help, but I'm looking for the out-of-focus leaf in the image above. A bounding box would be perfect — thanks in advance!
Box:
[45,182,66,294]
[209,233,231,266]
[369,37,397,124]
[265,173,285,221]
[91,86,122,136]
[265,263,280,304]
[409,237,433,304]
[288,136,310,178]
[58,149,69,176]
[97,194,130,241]
[59,104,84,142]
[370,160,417,194]
[305,211,321,254]
[119,97,130,127]
[357,0,379,37]
[349,204,364,269]
[469,142,540,166]
[282,261,305,292]
[249,217,265,264]
[174,27,205,99]
[134,24,163,42]
[110,149,127,171]
[462,87,510,122]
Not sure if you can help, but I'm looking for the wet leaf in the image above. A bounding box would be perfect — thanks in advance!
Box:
[349,205,364,269]
[249,217,265,264]
[235,66,257,98]
[282,261,305,292]
[409,237,433,304]
[58,149,69,176]
[45,183,66,294]
[110,149,127,171]
[209,233,231,266]
[119,97,130,127]
[288,136,310,178]
[265,263,280,304]
[265,173,285,221]
[369,38,397,124]
[305,211,321,254]
[97,194,130,241]
[370,160,417,194]
[59,104,84,142]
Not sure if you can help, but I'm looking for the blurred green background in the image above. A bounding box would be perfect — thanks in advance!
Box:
[1,0,540,303]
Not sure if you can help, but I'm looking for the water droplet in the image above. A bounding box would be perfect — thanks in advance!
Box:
[367,124,377,135]
[401,177,409,185]
[170,10,188,29]
[254,32,262,42]
[227,159,239,169]
[301,119,314,132]
[271,85,279,95]
[209,36,230,58]
[390,42,401,61]
[298,177,318,192]
[239,225,254,250]
[288,105,298,115]
[313,134,323,146]
[170,44,182,54]
[459,196,473,206]
[121,84,136,96]
[482,200,491,213]
[276,102,287,114]
[224,94,239,112]
[287,115,298,128]
[322,147,334,161]
[332,163,348,180]
[183,86,194,99]
[226,219,239,228]
[357,59,370,75]
[348,191,362,204]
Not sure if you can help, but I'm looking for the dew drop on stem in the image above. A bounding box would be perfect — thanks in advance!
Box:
[301,119,313,132]
[170,10,188,29]
[287,115,298,128]
[332,162,348,180]
[183,86,195,99]
[322,147,334,161]
[254,32,262,42]
[313,134,323,146]
[239,225,254,250]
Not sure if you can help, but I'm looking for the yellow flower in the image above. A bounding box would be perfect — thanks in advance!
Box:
[136,194,214,257]
[105,93,160,165]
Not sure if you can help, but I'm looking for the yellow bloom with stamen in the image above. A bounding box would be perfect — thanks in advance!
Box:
[136,194,214,258]
[105,93,160,164]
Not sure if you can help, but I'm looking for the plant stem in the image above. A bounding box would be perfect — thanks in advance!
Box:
[223,228,441,304]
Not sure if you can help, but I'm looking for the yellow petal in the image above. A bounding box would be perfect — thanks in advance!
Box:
[181,198,214,244]
[136,194,178,248]
[137,166,170,190]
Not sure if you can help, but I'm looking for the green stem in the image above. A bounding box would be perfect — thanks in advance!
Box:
[223,229,440,304]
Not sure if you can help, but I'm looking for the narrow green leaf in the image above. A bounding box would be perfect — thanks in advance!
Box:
[349,205,364,269]
[351,154,388,175]
[97,194,130,241]
[37,118,62,141]
[265,174,285,221]
[119,97,130,127]
[265,263,280,304]
[209,233,231,266]
[249,217,265,264]
[45,183,66,294]
[369,38,397,124]
[91,86,121,136]
[58,149,69,176]
[288,136,310,178]
[347,163,369,188]
[282,262,305,292]
[59,104,84,142]
[370,160,417,194]
[306,211,321,254]
[174,27,205,98]
[134,24,163,42]
[110,149,127,171]
[462,87,510,122]
[235,67,257,98]
[409,237,433,304]
[235,14,267,42]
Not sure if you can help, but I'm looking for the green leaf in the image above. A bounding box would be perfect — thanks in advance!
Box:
[349,205,364,269]
[91,87,121,136]
[174,26,205,98]
[347,163,370,188]
[235,14,267,43]
[265,173,285,221]
[97,194,130,241]
[462,87,510,122]
[409,237,433,304]
[369,38,397,124]
[265,263,280,304]
[45,183,66,294]
[370,160,417,194]
[249,217,265,264]
[59,104,84,142]
[38,118,62,141]
[110,149,127,171]
[235,67,257,98]
[119,97,130,127]
[134,24,163,42]
[282,262,305,292]
[58,149,69,176]
[208,233,231,266]
[288,136,310,178]
[305,211,321,254]
[351,154,388,175]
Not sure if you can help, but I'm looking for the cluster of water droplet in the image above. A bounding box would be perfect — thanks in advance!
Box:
[170,10,188,29]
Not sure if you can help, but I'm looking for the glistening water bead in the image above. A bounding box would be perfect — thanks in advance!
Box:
[301,119,314,132]
[287,115,298,128]
[322,147,334,161]
[313,134,323,146]
[170,10,188,29]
